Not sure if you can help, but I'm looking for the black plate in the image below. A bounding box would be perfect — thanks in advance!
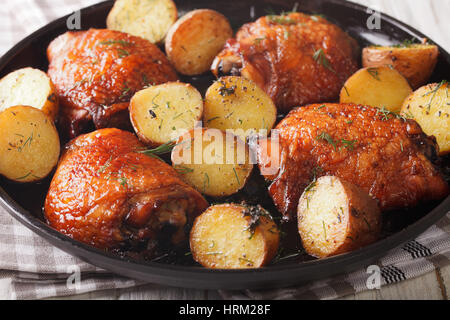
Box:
[0,0,449,290]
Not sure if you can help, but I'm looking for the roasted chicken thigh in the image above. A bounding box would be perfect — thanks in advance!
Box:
[45,129,208,253]
[212,13,359,113]
[47,29,178,138]
[260,103,449,220]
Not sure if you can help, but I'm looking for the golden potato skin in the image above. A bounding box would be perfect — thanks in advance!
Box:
[212,13,359,114]
[401,82,450,155]
[190,204,280,269]
[362,45,439,89]
[0,106,60,183]
[203,76,277,140]
[298,176,381,258]
[165,9,233,75]
[0,68,59,121]
[340,66,412,113]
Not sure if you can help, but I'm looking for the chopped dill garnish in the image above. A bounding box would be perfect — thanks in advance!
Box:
[118,177,128,188]
[313,48,335,73]
[15,172,40,181]
[172,112,184,120]
[70,79,86,90]
[376,106,407,121]
[304,180,317,193]
[218,81,237,96]
[175,166,194,175]
[367,68,381,80]
[206,116,221,123]
[98,39,132,46]
[203,173,210,193]
[316,131,337,150]
[343,86,350,97]
[97,156,113,174]
[233,167,241,185]
[391,38,421,48]
[340,139,357,151]
[117,48,130,58]
[119,86,131,100]
[267,14,296,25]
[239,257,255,266]
[422,80,448,111]
[254,37,266,45]
[18,132,34,152]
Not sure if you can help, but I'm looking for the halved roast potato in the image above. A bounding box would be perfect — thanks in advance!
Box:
[130,82,203,147]
[298,176,382,258]
[0,106,60,183]
[171,128,253,197]
[340,66,412,113]
[362,44,438,89]
[190,203,280,269]
[0,67,59,121]
[401,81,450,155]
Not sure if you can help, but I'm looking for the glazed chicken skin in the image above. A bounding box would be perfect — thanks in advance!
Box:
[212,13,359,113]
[260,103,449,220]
[45,129,208,252]
[47,29,178,139]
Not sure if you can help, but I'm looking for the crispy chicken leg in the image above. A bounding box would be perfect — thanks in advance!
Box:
[259,103,449,220]
[45,129,208,253]
[212,13,359,113]
[47,29,178,138]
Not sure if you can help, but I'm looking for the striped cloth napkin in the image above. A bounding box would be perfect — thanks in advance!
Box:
[0,0,449,300]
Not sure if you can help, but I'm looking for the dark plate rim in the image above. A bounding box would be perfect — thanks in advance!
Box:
[0,0,449,290]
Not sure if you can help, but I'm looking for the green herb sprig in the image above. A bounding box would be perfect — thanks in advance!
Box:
[313,48,335,73]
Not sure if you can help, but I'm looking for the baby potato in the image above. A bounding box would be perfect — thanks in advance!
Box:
[362,44,438,89]
[0,67,59,121]
[0,106,60,183]
[401,81,450,155]
[190,204,280,269]
[298,176,381,259]
[171,128,253,198]
[340,66,412,113]
[203,76,277,140]
[129,82,203,147]
[165,9,233,75]
[107,0,178,44]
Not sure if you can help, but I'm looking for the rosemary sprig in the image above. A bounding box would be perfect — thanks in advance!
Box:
[139,141,177,161]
